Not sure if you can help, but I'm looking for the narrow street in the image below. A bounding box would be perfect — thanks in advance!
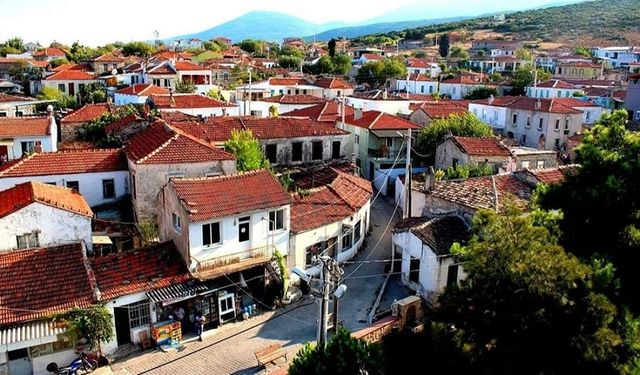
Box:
[111,194,403,375]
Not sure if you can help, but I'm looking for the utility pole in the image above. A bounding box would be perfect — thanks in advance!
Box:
[317,258,331,347]
[247,67,252,116]
[403,128,412,219]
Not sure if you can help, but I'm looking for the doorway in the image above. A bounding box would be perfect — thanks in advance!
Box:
[114,307,131,346]
[0,145,8,163]
[7,348,32,375]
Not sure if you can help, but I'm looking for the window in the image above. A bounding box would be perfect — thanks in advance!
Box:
[16,233,39,249]
[45,182,56,186]
[218,293,235,316]
[128,300,150,329]
[538,118,543,131]
[564,119,570,134]
[21,141,35,156]
[429,86,434,94]
[15,111,23,117]
[0,112,6,117]
[172,213,181,232]
[586,111,591,120]
[103,64,108,72]
[66,180,79,191]
[521,160,530,169]
[153,78,161,86]
[131,174,136,199]
[536,160,545,169]
[555,119,560,131]
[452,158,459,167]
[342,226,353,251]
[269,209,285,231]
[312,141,323,160]
[512,113,518,126]
[166,171,185,182]
[521,134,527,144]
[446,264,459,287]
[636,111,640,121]
[331,141,341,159]
[238,216,250,242]
[78,83,85,93]
[420,85,424,93]
[525,115,531,128]
[58,83,65,92]
[291,142,303,162]
[409,256,420,283]
[555,138,560,148]
[354,134,360,144]
[202,222,221,246]
[265,144,277,164]
[102,179,115,199]
[354,221,362,243]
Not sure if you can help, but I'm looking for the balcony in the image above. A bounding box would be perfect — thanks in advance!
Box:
[368,147,404,161]
[193,245,275,280]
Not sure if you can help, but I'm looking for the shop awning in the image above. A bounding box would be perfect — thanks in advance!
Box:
[0,321,65,353]
[146,281,209,303]
[92,235,113,245]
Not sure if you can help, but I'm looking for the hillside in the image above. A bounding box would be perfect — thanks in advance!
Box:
[353,0,640,47]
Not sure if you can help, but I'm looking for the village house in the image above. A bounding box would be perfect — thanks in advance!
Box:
[149,94,239,117]
[470,40,522,56]
[247,94,327,117]
[627,73,640,122]
[0,243,96,375]
[0,93,41,117]
[406,58,441,78]
[395,74,439,96]
[337,109,421,193]
[345,90,411,115]
[124,120,237,221]
[466,55,528,74]
[435,135,512,172]
[284,102,355,123]
[91,52,127,76]
[59,103,111,142]
[32,48,66,62]
[144,61,177,89]
[555,61,605,80]
[439,73,494,100]
[289,168,372,276]
[355,53,383,65]
[553,97,609,125]
[113,84,169,106]
[312,77,355,99]
[592,46,640,69]
[509,146,558,170]
[41,70,98,99]
[468,96,584,150]
[171,116,350,167]
[526,79,582,99]
[392,216,469,301]
[0,148,129,208]
[408,100,468,127]
[0,181,93,252]
[157,171,292,302]
[174,61,215,95]
[0,115,57,162]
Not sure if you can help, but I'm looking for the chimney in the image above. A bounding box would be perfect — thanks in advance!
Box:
[535,99,541,110]
[488,94,494,105]
[355,108,363,120]
[383,89,388,100]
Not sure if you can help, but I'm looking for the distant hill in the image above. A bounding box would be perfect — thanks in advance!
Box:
[353,0,640,47]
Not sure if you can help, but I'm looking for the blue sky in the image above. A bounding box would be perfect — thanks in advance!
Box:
[0,0,581,46]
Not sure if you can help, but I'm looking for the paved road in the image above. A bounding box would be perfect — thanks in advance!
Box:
[111,195,401,375]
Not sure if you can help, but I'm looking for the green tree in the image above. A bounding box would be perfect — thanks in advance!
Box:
[435,206,640,374]
[78,104,141,147]
[53,305,114,355]
[440,163,495,179]
[206,88,221,99]
[539,110,640,310]
[122,41,155,57]
[278,55,302,69]
[332,54,352,75]
[356,58,407,87]
[315,56,335,74]
[574,45,593,58]
[511,65,552,95]
[50,57,69,68]
[175,80,196,93]
[239,39,263,54]
[515,47,533,61]
[224,129,270,171]
[4,37,24,52]
[464,86,498,100]
[416,113,493,163]
[450,46,469,60]
[279,45,304,59]
[439,33,450,58]
[78,82,107,105]
[289,329,384,375]
[67,41,96,62]
[328,38,337,57]
[37,86,76,109]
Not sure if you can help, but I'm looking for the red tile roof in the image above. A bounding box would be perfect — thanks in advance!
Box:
[147,63,176,75]
[553,97,602,108]
[125,121,235,164]
[313,77,353,89]
[474,96,583,114]
[0,181,93,219]
[452,136,511,157]
[362,53,382,60]
[429,173,533,212]
[174,61,205,71]
[170,169,292,222]
[407,58,431,68]
[0,243,95,325]
[172,116,348,143]
[535,79,575,89]
[45,70,95,81]
[405,73,435,82]
[33,48,66,57]
[414,101,469,119]
[269,78,312,86]
[29,60,49,68]
[0,93,36,103]
[290,170,372,233]
[151,94,234,109]
[51,63,93,72]
[0,117,51,137]
[441,73,488,85]
[93,52,125,62]
[91,241,191,301]
[115,83,169,96]
[284,102,355,123]
[261,94,327,104]
[0,149,127,177]
[60,103,111,124]
[526,165,579,184]
[347,111,421,130]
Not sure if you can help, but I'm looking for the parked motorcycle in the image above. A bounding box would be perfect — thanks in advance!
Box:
[46,352,98,375]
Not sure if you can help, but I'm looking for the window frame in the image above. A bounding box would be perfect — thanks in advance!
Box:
[291,141,303,162]
[16,232,39,249]
[65,180,79,191]
[102,179,115,199]
[268,209,285,232]
[172,213,182,233]
[311,141,323,161]
[409,256,420,283]
[202,221,222,247]
[127,300,150,329]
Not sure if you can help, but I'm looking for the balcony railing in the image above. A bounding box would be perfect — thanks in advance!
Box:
[368,148,403,160]
[193,245,275,280]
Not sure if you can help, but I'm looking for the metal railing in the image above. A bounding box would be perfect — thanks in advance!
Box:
[193,245,275,279]
[367,148,403,160]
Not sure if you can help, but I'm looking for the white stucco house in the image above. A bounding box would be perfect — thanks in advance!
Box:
[396,74,439,95]
[0,181,93,252]
[157,169,293,280]
[289,168,373,276]
[114,84,169,106]
[439,74,494,100]
[392,216,469,302]
[150,94,239,117]
[0,149,129,207]
[526,79,582,99]
[41,70,98,99]
[0,116,57,162]
[313,77,355,100]
[346,90,411,115]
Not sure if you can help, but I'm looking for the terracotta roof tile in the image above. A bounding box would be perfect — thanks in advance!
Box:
[0,243,95,325]
[45,70,95,81]
[147,63,176,75]
[125,121,235,164]
[474,96,583,114]
[362,53,382,60]
[313,77,353,89]
[526,164,579,184]
[284,102,354,123]
[170,169,292,222]
[91,241,191,301]
[261,94,327,104]
[394,216,469,256]
[33,48,66,57]
[0,149,127,177]
[535,79,575,89]
[115,84,169,96]
[269,78,312,86]
[0,93,36,103]
[452,136,511,157]
[151,94,234,109]
[414,101,469,119]
[347,110,421,130]
[290,170,373,233]
[60,103,111,124]
[0,116,51,137]
[174,61,205,71]
[104,114,142,135]
[93,52,125,62]
[0,181,93,219]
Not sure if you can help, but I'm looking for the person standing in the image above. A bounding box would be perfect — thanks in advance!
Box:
[195,314,205,342]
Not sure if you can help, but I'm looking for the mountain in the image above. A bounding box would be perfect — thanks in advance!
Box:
[169,11,333,43]
[352,0,640,47]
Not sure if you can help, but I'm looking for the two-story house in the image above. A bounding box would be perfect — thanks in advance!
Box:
[435,135,512,173]
[526,79,582,99]
[124,120,237,221]
[439,73,492,100]
[0,93,39,117]
[395,74,439,96]
[157,169,292,285]
[248,94,327,118]
[0,115,57,162]
[284,102,355,124]
[113,83,169,106]
[41,70,98,99]
[149,94,239,117]
[555,61,604,80]
[313,77,354,99]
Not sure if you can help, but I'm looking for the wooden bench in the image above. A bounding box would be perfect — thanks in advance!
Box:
[255,343,288,368]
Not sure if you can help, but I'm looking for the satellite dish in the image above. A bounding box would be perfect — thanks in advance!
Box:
[111,68,118,76]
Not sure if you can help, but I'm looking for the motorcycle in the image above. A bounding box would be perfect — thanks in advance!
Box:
[46,352,98,375]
